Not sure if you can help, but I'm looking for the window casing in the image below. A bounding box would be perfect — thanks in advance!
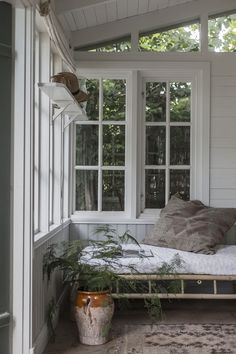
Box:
[73,65,209,222]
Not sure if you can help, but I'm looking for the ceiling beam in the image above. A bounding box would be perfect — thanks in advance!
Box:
[55,0,110,15]
[71,0,236,49]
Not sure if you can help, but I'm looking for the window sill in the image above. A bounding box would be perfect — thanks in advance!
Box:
[70,213,158,225]
[34,218,71,249]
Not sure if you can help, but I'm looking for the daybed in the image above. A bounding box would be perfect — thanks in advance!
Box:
[113,244,236,300]
[83,243,236,300]
[84,196,236,300]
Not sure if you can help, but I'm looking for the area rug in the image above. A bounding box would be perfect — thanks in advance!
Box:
[121,324,236,354]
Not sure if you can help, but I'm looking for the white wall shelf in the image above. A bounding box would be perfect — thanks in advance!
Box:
[38,82,88,126]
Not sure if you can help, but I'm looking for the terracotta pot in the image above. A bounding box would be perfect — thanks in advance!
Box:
[75,290,114,345]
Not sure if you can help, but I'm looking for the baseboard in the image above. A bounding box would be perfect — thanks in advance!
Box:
[32,286,69,354]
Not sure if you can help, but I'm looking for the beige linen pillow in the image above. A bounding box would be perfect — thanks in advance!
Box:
[143,196,236,254]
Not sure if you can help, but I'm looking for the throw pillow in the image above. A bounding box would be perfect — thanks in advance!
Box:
[143,196,236,254]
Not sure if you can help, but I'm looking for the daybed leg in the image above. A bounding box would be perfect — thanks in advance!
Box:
[181,280,184,294]
[213,280,217,294]
[116,280,119,294]
[148,280,152,294]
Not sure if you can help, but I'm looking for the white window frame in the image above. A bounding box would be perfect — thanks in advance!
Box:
[71,63,210,223]
[34,24,68,242]
[140,76,192,216]
[72,70,133,221]
[138,65,210,220]
[33,29,40,233]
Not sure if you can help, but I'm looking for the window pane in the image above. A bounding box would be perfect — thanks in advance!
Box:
[139,23,200,52]
[170,82,191,122]
[146,126,166,165]
[76,170,98,210]
[103,125,125,166]
[146,82,166,122]
[145,169,165,208]
[208,13,236,52]
[103,79,126,121]
[85,79,99,120]
[102,170,124,211]
[88,38,131,52]
[170,170,190,200]
[170,127,190,165]
[76,125,98,165]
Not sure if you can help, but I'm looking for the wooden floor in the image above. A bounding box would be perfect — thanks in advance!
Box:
[43,299,236,354]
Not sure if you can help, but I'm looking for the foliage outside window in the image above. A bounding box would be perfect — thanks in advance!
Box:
[79,37,131,52]
[75,78,126,212]
[144,81,191,209]
[139,22,200,52]
[208,12,236,52]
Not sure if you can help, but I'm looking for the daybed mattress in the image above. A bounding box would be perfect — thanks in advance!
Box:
[82,244,236,276]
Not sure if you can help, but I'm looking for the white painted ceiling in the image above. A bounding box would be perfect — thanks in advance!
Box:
[55,0,196,33]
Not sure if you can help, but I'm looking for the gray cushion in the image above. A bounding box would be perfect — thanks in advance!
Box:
[143,196,236,254]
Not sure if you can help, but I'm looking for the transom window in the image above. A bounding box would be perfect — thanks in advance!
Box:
[142,80,191,210]
[77,37,131,52]
[139,22,200,52]
[75,78,127,212]
[208,12,236,52]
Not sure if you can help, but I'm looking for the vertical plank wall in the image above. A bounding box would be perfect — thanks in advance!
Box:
[210,55,236,208]
[70,223,153,243]
[32,225,69,354]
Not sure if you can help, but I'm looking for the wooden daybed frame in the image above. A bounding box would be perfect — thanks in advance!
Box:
[112,274,236,299]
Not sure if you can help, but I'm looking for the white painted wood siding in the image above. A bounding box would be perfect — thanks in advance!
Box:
[32,225,69,348]
[57,0,195,32]
[70,223,236,244]
[210,57,236,208]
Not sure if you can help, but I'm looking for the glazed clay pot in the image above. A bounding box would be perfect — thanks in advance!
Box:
[75,290,115,345]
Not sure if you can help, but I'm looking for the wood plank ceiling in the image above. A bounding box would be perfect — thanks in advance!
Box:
[56,0,196,33]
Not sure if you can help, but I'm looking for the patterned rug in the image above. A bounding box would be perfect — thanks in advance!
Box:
[122,324,236,354]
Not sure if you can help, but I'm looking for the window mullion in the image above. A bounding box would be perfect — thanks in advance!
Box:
[165,81,170,205]
[98,78,103,212]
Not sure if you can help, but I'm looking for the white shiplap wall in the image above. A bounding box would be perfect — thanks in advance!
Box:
[32,225,69,354]
[70,223,236,245]
[70,223,153,243]
[210,56,236,208]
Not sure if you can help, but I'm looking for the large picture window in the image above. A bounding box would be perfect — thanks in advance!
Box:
[143,80,191,210]
[75,78,127,212]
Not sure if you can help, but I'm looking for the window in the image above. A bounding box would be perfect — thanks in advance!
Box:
[78,37,131,52]
[139,22,200,52]
[33,27,66,239]
[208,12,236,52]
[75,78,127,212]
[143,80,191,211]
[33,30,40,233]
[75,65,209,220]
[49,52,55,225]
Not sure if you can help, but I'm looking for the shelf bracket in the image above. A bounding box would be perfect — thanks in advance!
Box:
[52,104,70,121]
[64,113,80,129]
